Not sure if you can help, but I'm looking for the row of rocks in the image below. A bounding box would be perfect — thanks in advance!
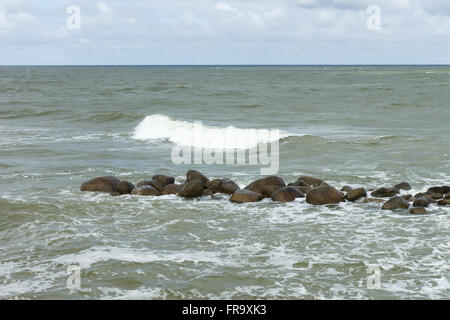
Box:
[80,171,450,214]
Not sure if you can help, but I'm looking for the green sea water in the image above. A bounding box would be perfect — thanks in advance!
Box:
[0,66,449,299]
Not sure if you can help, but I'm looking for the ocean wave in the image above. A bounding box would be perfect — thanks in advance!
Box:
[132,114,300,149]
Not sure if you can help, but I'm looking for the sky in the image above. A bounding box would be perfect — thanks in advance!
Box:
[0,0,450,65]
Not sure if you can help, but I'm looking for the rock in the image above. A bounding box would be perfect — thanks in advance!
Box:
[117,180,134,195]
[206,179,240,195]
[287,180,308,187]
[131,186,162,196]
[381,197,410,210]
[296,176,324,187]
[290,186,313,194]
[186,170,209,187]
[110,192,121,197]
[179,179,204,198]
[437,199,450,206]
[244,176,286,197]
[413,197,432,208]
[371,187,399,198]
[401,194,414,202]
[363,198,385,204]
[445,193,450,200]
[136,180,164,192]
[427,186,450,195]
[341,186,353,193]
[230,189,263,203]
[80,176,120,193]
[271,187,305,202]
[152,175,175,188]
[163,184,183,195]
[345,188,367,201]
[415,192,442,200]
[395,182,412,190]
[306,186,345,205]
[410,208,427,215]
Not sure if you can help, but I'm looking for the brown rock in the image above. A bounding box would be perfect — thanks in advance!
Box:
[244,176,286,197]
[371,187,399,198]
[345,188,367,201]
[230,189,263,203]
[306,186,345,205]
[427,186,450,195]
[445,193,450,200]
[136,180,164,192]
[437,199,450,206]
[290,186,313,194]
[80,176,120,193]
[163,184,183,195]
[297,176,324,187]
[206,179,240,195]
[410,207,427,215]
[179,179,204,198]
[131,186,162,196]
[381,197,410,210]
[186,170,209,186]
[413,197,432,208]
[415,192,442,200]
[395,182,412,190]
[363,198,385,204]
[271,187,305,202]
[117,180,134,195]
[340,186,353,193]
[152,175,175,188]
[401,194,413,202]
[287,180,308,187]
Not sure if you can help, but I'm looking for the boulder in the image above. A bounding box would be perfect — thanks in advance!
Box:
[131,186,162,196]
[395,182,412,190]
[287,180,308,187]
[445,193,450,200]
[244,176,286,197]
[410,208,427,215]
[271,187,305,202]
[363,198,385,204]
[413,197,432,208]
[437,199,450,206]
[296,176,324,187]
[80,176,120,193]
[206,179,240,195]
[427,186,450,195]
[136,179,164,192]
[230,189,263,203]
[371,187,399,198]
[152,175,175,188]
[381,197,410,210]
[306,186,345,205]
[291,186,313,194]
[340,186,353,193]
[401,194,413,202]
[415,192,442,200]
[117,180,134,195]
[345,188,367,201]
[186,170,209,186]
[163,184,183,195]
[179,179,204,198]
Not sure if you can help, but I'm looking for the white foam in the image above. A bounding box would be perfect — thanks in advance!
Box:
[132,114,298,149]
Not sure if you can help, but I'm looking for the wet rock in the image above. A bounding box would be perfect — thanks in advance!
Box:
[287,180,308,187]
[415,192,442,200]
[410,207,427,215]
[290,186,313,194]
[413,197,432,208]
[186,170,209,187]
[271,187,305,202]
[110,192,122,197]
[117,180,134,195]
[244,176,286,198]
[341,186,353,193]
[363,198,385,204]
[136,180,164,192]
[371,187,399,198]
[345,188,367,201]
[296,176,324,187]
[230,189,263,203]
[80,176,120,193]
[179,179,204,198]
[306,186,345,205]
[427,186,450,195]
[445,193,450,200]
[381,197,410,210]
[401,194,413,202]
[437,199,450,206]
[163,184,183,195]
[394,182,412,190]
[131,186,162,196]
[206,179,240,195]
[152,175,175,188]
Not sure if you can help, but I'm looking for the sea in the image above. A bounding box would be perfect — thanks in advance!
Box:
[0,65,449,299]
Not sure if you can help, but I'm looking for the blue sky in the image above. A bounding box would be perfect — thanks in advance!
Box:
[1,0,450,65]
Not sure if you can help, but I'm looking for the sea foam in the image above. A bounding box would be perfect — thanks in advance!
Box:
[132,114,298,149]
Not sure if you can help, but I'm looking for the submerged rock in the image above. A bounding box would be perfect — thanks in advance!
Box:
[244,176,286,197]
[306,186,345,205]
[381,197,410,210]
[437,199,450,206]
[410,207,427,215]
[345,188,367,201]
[117,180,134,195]
[179,179,204,198]
[131,186,162,196]
[395,182,412,190]
[230,189,263,203]
[413,197,432,208]
[163,184,183,195]
[371,187,399,198]
[271,187,305,202]
[363,198,385,204]
[80,176,120,193]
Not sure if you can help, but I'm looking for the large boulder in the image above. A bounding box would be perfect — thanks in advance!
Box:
[206,179,240,195]
[394,182,412,190]
[381,197,410,210]
[306,186,345,205]
[185,170,209,187]
[163,184,183,195]
[152,175,175,188]
[179,179,204,198]
[427,186,450,195]
[371,187,399,198]
[244,176,286,197]
[271,187,304,202]
[117,180,135,195]
[131,186,162,196]
[345,188,367,201]
[437,199,450,206]
[287,180,308,187]
[230,189,263,203]
[80,176,120,193]
[136,180,164,192]
[414,192,442,200]
[296,176,324,187]
[340,186,353,193]
[413,197,432,208]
